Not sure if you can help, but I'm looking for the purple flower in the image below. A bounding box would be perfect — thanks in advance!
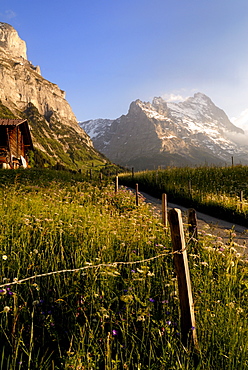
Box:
[166,320,171,325]
[131,269,136,273]
[112,329,118,336]
[162,300,168,304]
[149,298,155,303]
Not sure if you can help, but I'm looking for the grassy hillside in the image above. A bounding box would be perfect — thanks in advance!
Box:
[0,169,247,369]
[0,100,110,171]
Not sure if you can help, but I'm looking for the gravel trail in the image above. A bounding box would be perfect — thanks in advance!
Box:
[139,190,248,257]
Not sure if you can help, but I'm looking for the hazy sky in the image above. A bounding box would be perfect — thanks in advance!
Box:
[1,0,248,126]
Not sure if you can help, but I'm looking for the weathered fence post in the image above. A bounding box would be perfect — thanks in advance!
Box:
[188,180,192,198]
[188,208,198,240]
[132,167,134,179]
[240,190,243,211]
[135,183,139,206]
[168,208,198,349]
[115,176,118,194]
[162,193,168,227]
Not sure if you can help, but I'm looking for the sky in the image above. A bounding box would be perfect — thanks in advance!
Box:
[1,0,248,128]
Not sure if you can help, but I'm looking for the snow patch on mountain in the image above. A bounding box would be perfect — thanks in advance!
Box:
[79,92,248,169]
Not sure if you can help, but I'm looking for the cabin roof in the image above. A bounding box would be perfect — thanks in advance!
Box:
[0,119,33,149]
[0,119,27,126]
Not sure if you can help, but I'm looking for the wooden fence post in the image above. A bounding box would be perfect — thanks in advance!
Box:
[188,180,192,198]
[168,208,198,349]
[240,190,243,211]
[162,193,168,227]
[188,208,198,240]
[132,167,134,179]
[135,183,139,206]
[115,176,118,194]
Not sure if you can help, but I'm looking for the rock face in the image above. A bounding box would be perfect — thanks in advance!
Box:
[0,22,27,59]
[80,93,248,169]
[0,23,103,169]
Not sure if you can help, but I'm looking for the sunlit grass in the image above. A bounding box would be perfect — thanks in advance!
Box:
[119,166,248,223]
[0,169,247,369]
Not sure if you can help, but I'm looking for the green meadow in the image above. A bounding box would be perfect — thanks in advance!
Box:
[0,169,247,369]
[119,166,248,225]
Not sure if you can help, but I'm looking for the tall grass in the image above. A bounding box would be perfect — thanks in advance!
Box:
[0,169,247,369]
[119,166,248,224]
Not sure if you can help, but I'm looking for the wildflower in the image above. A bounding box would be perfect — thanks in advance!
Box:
[0,289,7,295]
[166,320,171,326]
[2,255,7,260]
[112,329,118,336]
[147,271,155,277]
[3,306,10,313]
[149,298,155,303]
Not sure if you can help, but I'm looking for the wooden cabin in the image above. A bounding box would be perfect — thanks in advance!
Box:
[0,119,33,169]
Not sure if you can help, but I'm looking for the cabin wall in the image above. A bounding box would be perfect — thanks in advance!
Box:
[8,126,25,158]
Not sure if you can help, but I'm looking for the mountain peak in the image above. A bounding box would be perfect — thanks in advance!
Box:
[0,22,27,59]
[80,92,248,169]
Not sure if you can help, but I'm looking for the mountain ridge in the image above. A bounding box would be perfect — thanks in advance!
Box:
[0,22,106,169]
[80,93,248,169]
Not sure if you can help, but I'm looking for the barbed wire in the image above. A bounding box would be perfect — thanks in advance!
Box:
[0,251,178,289]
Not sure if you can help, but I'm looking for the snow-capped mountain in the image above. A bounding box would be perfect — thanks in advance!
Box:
[79,93,248,169]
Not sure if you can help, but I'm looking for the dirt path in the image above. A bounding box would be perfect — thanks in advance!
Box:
[140,190,248,258]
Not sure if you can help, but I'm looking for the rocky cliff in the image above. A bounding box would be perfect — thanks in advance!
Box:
[80,93,248,169]
[0,22,104,169]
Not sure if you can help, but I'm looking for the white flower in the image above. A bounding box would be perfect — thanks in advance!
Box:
[2,255,7,260]
[147,271,155,277]
[3,306,10,313]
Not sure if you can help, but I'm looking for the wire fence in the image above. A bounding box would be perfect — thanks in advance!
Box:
[0,251,176,289]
